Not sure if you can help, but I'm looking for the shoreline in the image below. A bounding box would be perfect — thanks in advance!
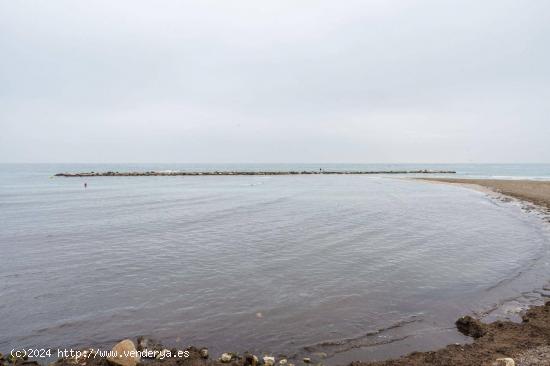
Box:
[333,178,550,365]
[415,178,550,212]
[6,300,550,366]
[4,178,550,366]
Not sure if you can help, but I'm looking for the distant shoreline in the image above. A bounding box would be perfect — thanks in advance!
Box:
[54,170,456,177]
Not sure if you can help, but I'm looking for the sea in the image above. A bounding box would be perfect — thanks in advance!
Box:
[1,164,550,363]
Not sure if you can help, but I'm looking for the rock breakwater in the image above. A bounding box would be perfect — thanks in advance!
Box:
[55,170,456,177]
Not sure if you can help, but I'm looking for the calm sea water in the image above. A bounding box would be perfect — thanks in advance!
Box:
[1,164,550,362]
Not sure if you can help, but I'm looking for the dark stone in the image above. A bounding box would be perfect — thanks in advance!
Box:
[455,316,486,338]
[243,353,257,366]
[199,348,209,359]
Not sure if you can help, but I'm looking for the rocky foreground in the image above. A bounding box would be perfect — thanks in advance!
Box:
[355,301,550,366]
[1,301,549,366]
[54,170,456,177]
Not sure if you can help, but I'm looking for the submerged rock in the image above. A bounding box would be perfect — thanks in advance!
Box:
[263,356,275,366]
[302,358,311,364]
[107,339,140,366]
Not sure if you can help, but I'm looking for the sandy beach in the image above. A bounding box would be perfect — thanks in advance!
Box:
[417,178,550,211]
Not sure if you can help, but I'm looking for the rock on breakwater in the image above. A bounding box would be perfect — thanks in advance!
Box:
[55,170,456,177]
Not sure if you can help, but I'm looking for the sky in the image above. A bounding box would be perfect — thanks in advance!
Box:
[1,0,549,163]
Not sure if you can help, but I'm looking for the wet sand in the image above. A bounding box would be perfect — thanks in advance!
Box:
[351,301,550,366]
[417,178,550,210]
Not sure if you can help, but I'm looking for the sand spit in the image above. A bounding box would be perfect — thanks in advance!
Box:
[417,178,550,211]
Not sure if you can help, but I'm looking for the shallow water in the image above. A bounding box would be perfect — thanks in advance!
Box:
[1,164,549,361]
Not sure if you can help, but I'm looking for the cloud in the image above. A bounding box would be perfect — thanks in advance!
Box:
[1,0,549,162]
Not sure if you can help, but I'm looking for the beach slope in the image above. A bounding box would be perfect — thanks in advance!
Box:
[417,178,550,210]
[352,178,550,365]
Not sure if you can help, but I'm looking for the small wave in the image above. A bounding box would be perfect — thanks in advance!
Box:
[484,270,527,292]
[302,316,422,357]
[474,288,549,322]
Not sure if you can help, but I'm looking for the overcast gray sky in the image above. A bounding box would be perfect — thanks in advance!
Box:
[1,0,549,163]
